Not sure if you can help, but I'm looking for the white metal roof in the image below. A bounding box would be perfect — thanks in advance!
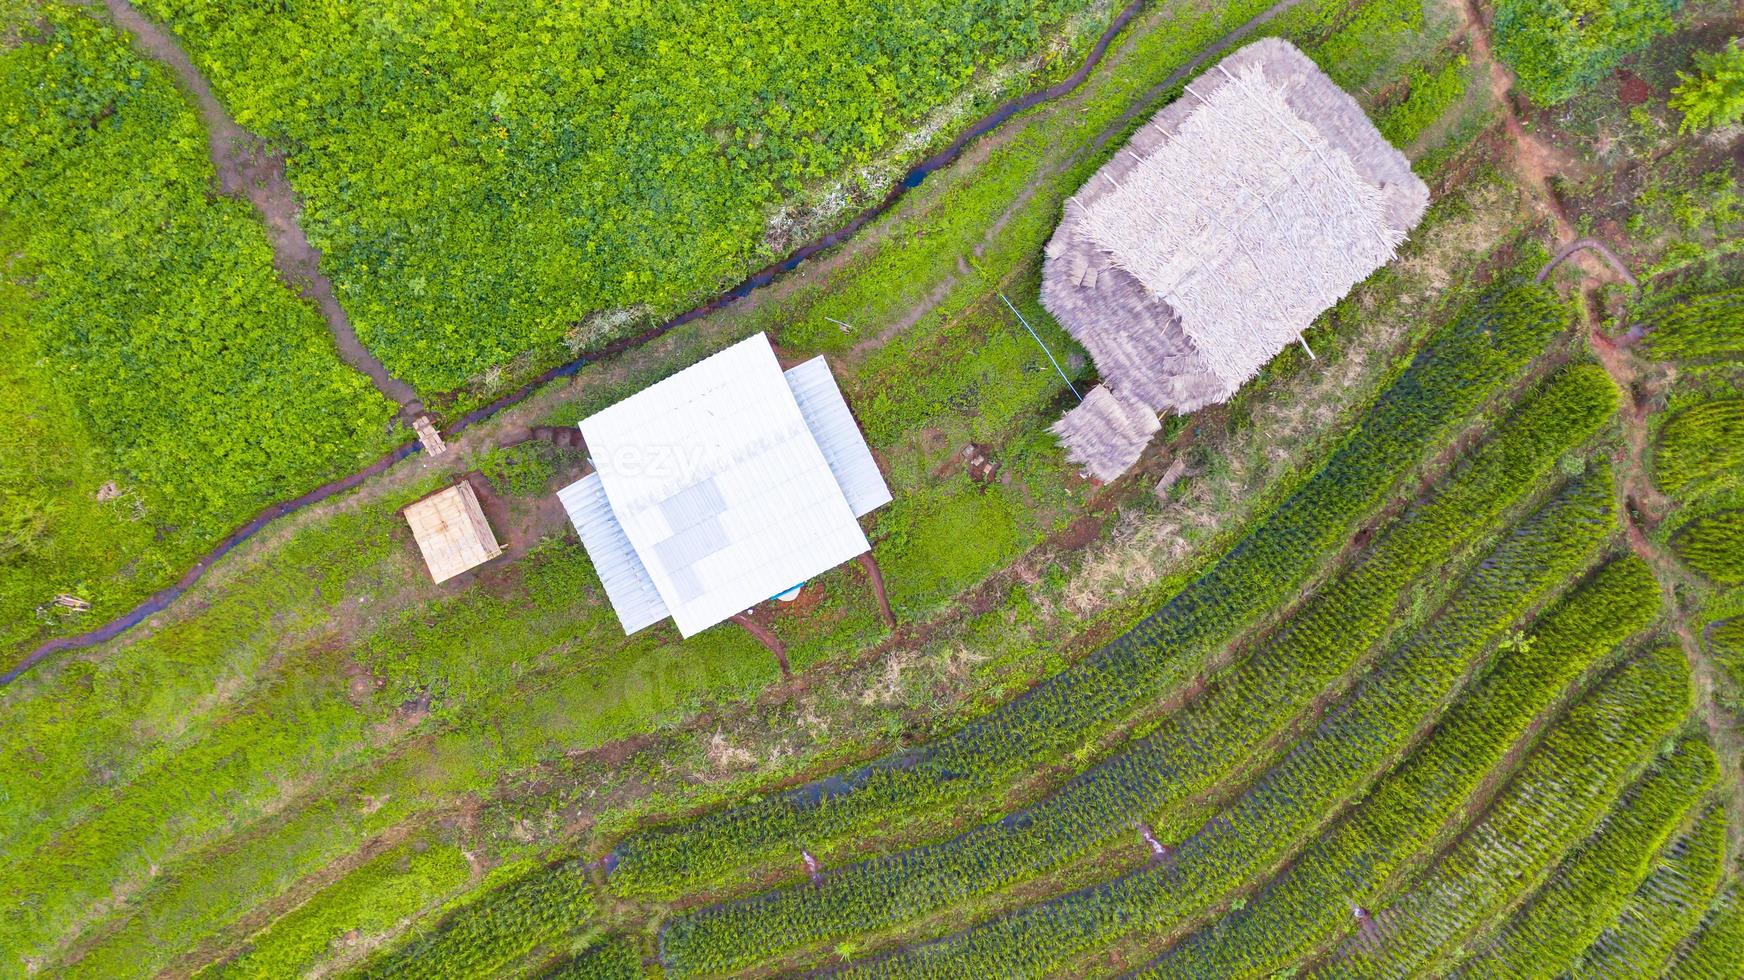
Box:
[573,334,884,637]
[784,356,893,518]
[557,473,670,633]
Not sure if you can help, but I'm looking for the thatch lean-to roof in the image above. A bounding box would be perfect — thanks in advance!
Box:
[1042,38,1429,481]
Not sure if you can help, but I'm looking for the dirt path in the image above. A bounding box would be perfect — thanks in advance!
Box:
[99,0,423,417]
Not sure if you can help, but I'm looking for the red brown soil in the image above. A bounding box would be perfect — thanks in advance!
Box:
[1615,70,1654,107]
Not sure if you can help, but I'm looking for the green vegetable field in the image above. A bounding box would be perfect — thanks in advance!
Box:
[3,0,1742,976]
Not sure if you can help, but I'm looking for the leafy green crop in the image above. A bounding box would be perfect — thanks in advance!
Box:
[1666,881,1744,979]
[0,3,399,652]
[1461,745,1717,977]
[358,858,596,978]
[544,936,644,979]
[842,472,1623,979]
[1671,39,1744,133]
[1637,286,1744,361]
[136,0,1101,394]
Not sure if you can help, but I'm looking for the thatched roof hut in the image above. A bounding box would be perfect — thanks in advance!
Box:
[1043,38,1428,480]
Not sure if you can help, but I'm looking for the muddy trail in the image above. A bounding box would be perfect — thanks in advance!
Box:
[100,0,423,417]
[8,0,1310,684]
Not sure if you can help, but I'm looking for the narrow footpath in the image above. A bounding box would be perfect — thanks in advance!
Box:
[100,0,424,417]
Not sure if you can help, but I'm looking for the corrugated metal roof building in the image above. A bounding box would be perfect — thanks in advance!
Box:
[558,333,890,637]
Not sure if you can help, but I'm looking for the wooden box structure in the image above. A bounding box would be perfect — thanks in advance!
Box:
[404,482,503,583]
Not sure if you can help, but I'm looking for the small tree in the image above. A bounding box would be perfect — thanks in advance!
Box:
[1670,39,1744,132]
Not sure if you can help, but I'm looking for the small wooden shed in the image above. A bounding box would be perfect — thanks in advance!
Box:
[404,482,503,583]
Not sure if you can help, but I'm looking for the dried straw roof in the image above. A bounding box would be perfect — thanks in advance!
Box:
[1042,38,1428,479]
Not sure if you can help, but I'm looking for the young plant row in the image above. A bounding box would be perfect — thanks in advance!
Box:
[1322,668,1708,977]
[658,367,1618,974]
[542,935,643,979]
[1653,399,1744,498]
[355,858,595,979]
[1671,509,1744,586]
[1666,881,1744,979]
[202,839,471,979]
[1133,556,1668,978]
[1454,742,1718,978]
[1638,286,1744,361]
[611,283,1573,899]
[838,471,1620,979]
[1570,807,1729,979]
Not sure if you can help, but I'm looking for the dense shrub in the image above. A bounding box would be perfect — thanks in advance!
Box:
[1671,39,1744,133]
[137,0,1101,393]
[1492,0,1683,104]
[842,475,1625,979]
[1133,558,1669,978]
[1653,399,1744,497]
[659,367,1617,974]
[0,3,398,652]
[610,283,1572,899]
[1637,286,1744,361]
[1461,744,1717,977]
[479,442,564,498]
[1377,55,1469,146]
[1670,509,1744,584]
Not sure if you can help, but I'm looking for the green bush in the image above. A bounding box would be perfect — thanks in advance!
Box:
[608,283,1573,900]
[1671,39,1744,133]
[480,441,563,498]
[205,840,471,979]
[1671,508,1744,584]
[1653,399,1744,497]
[1376,54,1469,147]
[1492,0,1683,104]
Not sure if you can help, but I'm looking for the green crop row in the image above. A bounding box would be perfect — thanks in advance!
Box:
[839,470,1620,979]
[1654,399,1744,498]
[658,367,1619,974]
[1321,666,1708,976]
[1569,806,1728,978]
[1132,556,1669,978]
[1638,286,1744,361]
[353,858,595,979]
[1376,53,1469,148]
[203,839,471,979]
[543,935,643,979]
[611,282,1573,899]
[1709,617,1744,691]
[1456,742,1717,977]
[1666,881,1744,979]
[1671,509,1744,585]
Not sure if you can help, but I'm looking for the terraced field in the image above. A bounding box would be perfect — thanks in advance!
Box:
[4,0,1741,975]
